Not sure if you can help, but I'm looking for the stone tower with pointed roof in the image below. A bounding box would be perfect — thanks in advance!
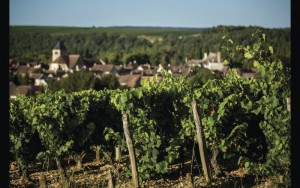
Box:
[52,40,68,61]
[49,40,84,72]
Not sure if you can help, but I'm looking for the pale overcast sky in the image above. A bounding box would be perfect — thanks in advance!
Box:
[9,0,290,28]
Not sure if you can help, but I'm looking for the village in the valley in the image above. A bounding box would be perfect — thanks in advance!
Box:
[8,0,291,186]
[9,40,258,99]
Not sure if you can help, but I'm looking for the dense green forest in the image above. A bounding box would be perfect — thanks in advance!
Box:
[9,25,290,68]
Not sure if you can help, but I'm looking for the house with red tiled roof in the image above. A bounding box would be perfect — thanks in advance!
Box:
[16,65,30,76]
[49,41,84,72]
[118,75,141,88]
[100,65,118,75]
[91,64,118,75]
[90,64,103,74]
[132,64,156,76]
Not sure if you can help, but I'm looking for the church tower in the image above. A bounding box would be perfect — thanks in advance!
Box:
[52,40,68,61]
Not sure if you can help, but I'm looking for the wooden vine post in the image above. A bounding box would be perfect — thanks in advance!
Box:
[107,170,115,188]
[39,174,47,188]
[115,146,121,161]
[286,97,291,112]
[96,149,100,162]
[185,173,194,188]
[122,113,139,188]
[191,100,211,183]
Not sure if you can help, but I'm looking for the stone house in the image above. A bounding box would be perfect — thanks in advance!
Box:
[187,52,226,72]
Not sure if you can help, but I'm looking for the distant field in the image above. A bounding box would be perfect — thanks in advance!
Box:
[9,25,206,36]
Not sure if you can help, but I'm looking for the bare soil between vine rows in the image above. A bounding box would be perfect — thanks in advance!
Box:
[10,154,277,188]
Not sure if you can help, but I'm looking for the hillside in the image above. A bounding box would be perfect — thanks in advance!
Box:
[9,25,290,67]
[10,25,206,36]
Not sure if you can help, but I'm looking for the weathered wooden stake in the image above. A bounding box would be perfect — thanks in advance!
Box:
[185,173,194,188]
[115,145,121,161]
[56,158,69,188]
[76,160,82,170]
[122,113,139,188]
[39,174,47,188]
[191,101,211,183]
[210,146,221,176]
[286,97,291,112]
[21,170,30,184]
[107,170,115,188]
[96,149,100,162]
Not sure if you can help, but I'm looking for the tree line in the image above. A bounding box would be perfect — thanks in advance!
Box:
[9,25,290,68]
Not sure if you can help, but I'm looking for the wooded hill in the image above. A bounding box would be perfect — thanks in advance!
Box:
[9,25,290,68]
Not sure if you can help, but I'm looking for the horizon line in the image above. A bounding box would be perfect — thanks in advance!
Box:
[9,24,291,30]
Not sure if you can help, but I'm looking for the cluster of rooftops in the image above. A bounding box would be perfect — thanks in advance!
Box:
[9,41,258,98]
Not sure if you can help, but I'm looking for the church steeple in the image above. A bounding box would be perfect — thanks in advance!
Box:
[52,40,68,61]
